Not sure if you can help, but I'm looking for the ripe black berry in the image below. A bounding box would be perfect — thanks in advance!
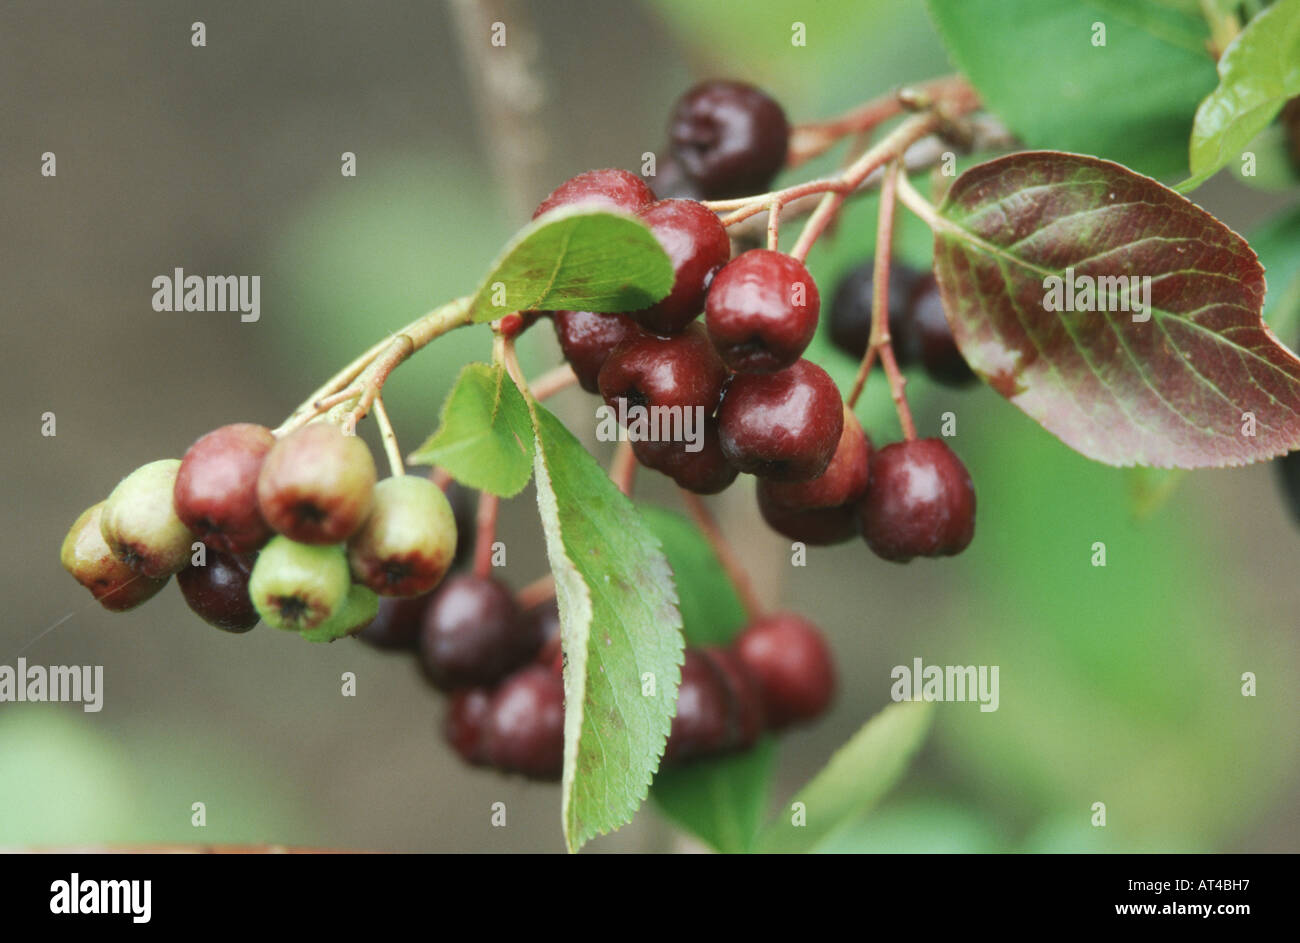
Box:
[177,550,259,632]
[734,614,834,728]
[418,574,533,690]
[857,438,976,562]
[904,275,975,387]
[668,80,789,199]
[445,687,493,766]
[663,650,732,764]
[632,417,738,495]
[631,199,731,335]
[173,423,276,554]
[482,664,565,780]
[598,323,728,416]
[717,359,844,481]
[533,168,655,219]
[705,249,819,373]
[256,422,376,545]
[553,310,645,394]
[828,260,921,361]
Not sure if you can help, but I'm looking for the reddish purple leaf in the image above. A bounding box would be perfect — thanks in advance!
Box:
[932,151,1300,468]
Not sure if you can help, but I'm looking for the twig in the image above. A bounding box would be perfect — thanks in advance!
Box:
[473,492,499,579]
[516,572,556,610]
[371,395,405,477]
[610,440,637,496]
[679,490,763,621]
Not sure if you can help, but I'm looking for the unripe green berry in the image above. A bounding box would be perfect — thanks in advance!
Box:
[61,503,169,611]
[348,476,457,597]
[99,460,196,577]
[248,536,350,631]
[299,584,379,643]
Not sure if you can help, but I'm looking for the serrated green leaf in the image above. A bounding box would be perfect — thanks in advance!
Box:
[468,207,673,323]
[408,363,534,497]
[1181,0,1300,191]
[755,701,934,854]
[525,400,683,852]
[926,0,1217,178]
[640,506,776,853]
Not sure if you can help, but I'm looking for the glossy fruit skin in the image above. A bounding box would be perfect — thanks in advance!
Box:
[904,275,976,387]
[668,80,789,199]
[300,583,380,643]
[62,503,169,611]
[756,492,860,546]
[717,359,844,481]
[632,417,738,495]
[445,687,494,766]
[598,323,728,415]
[248,536,351,631]
[173,423,276,554]
[734,614,835,729]
[347,476,457,597]
[256,422,376,545]
[482,665,565,780]
[663,650,732,764]
[631,199,731,335]
[356,593,432,651]
[177,550,259,632]
[100,459,196,578]
[705,249,820,373]
[533,168,655,219]
[828,260,921,361]
[553,311,645,394]
[418,575,532,691]
[756,411,869,544]
[701,646,765,748]
[857,438,975,562]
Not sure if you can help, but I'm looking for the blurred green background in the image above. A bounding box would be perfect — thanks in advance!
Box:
[1,0,1296,853]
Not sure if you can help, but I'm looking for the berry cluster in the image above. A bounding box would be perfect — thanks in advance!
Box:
[62,420,458,638]
[535,80,977,562]
[356,575,835,780]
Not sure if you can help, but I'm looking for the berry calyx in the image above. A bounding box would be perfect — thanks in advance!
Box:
[418,574,532,690]
[598,323,728,416]
[173,423,276,554]
[347,475,457,597]
[299,583,380,643]
[247,536,351,631]
[663,649,732,764]
[630,199,731,335]
[828,259,921,361]
[668,80,789,199]
[482,664,565,780]
[356,594,432,651]
[734,614,835,729]
[99,459,197,578]
[857,438,976,562]
[904,274,976,387]
[705,249,819,373]
[533,168,656,219]
[553,310,645,394]
[717,359,844,481]
[256,422,376,545]
[61,503,169,611]
[177,550,259,632]
[445,687,494,766]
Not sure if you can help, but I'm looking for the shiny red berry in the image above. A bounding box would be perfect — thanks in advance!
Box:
[904,275,976,387]
[668,80,789,199]
[857,438,976,562]
[598,323,728,415]
[630,199,731,335]
[705,249,819,373]
[177,550,260,632]
[533,168,655,219]
[717,359,843,481]
[173,423,276,554]
[632,417,738,495]
[418,575,532,690]
[482,665,565,780]
[663,650,732,765]
[553,310,645,394]
[734,614,835,728]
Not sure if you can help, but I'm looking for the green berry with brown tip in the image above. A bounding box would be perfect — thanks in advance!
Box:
[248,536,350,632]
[300,583,379,643]
[347,476,457,597]
[99,460,196,577]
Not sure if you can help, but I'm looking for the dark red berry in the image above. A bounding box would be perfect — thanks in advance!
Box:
[631,199,731,335]
[598,323,728,415]
[668,80,789,199]
[705,249,819,373]
[734,614,834,728]
[904,275,976,387]
[701,646,765,748]
[482,665,565,780]
[173,423,276,554]
[553,311,645,394]
[663,650,732,765]
[756,496,860,546]
[522,597,561,659]
[632,417,738,495]
[177,550,259,632]
[828,260,921,361]
[418,574,533,690]
[533,168,655,219]
[717,359,844,481]
[857,438,976,562]
[646,153,701,200]
[445,687,493,766]
[758,405,869,511]
[356,593,432,651]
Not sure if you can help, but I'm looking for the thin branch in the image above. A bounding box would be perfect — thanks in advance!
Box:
[473,492,499,579]
[679,490,763,622]
[610,440,637,496]
[372,395,405,477]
